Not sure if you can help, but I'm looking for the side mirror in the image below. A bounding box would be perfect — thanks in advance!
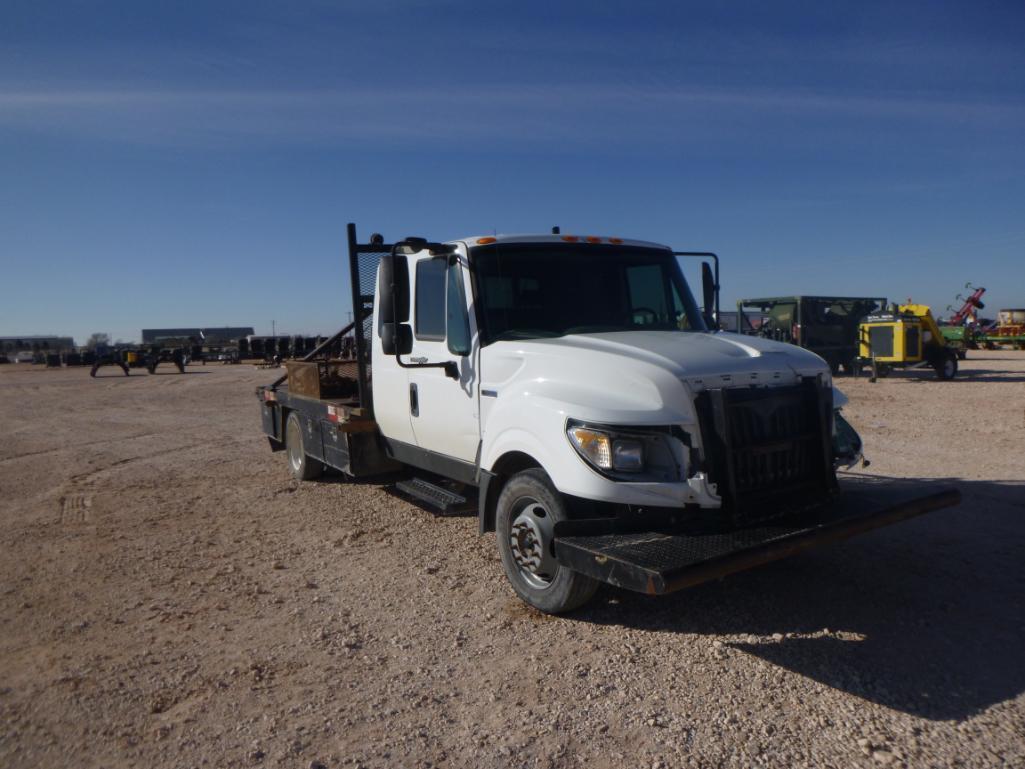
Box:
[381,323,413,356]
[701,262,716,328]
[378,254,409,324]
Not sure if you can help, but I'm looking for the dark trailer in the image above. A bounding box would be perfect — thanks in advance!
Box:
[255,225,958,605]
[737,295,887,374]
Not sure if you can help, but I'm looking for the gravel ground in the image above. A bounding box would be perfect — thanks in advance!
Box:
[1,352,1023,768]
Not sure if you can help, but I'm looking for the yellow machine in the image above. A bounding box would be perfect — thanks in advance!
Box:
[858,303,959,381]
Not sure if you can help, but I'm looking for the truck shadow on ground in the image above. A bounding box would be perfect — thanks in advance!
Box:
[911,369,1025,383]
[577,478,1025,721]
[851,370,1025,384]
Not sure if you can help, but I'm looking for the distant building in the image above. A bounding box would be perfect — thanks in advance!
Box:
[1,335,76,357]
[141,327,255,345]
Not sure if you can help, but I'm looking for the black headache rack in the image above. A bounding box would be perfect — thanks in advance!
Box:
[553,476,960,595]
[261,224,392,411]
[345,223,394,412]
[255,225,402,477]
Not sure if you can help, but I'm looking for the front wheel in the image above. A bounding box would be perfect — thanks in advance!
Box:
[285,411,324,481]
[496,468,598,614]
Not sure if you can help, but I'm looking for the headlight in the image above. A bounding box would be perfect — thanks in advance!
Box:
[567,425,645,473]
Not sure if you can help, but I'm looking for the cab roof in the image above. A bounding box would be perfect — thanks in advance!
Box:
[454,234,670,250]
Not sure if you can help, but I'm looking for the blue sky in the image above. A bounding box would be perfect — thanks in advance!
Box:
[2,0,1023,343]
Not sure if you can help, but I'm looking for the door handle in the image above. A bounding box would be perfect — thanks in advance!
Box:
[409,383,419,417]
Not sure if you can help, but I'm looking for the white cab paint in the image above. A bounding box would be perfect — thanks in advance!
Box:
[371,234,837,511]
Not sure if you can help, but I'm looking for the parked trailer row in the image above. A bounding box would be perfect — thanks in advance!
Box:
[239,335,336,360]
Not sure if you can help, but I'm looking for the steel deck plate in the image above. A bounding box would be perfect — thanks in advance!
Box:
[553,476,960,595]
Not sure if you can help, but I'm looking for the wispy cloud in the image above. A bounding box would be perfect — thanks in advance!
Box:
[1,84,1022,149]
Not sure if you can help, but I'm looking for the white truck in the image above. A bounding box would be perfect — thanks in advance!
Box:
[257,224,958,613]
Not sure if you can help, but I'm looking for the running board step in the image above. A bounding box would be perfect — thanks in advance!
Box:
[395,478,476,515]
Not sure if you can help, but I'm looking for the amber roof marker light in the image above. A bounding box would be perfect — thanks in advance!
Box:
[476,237,497,245]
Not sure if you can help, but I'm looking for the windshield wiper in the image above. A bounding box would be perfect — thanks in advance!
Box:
[488,329,560,342]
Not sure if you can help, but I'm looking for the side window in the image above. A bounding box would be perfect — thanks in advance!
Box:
[414,258,447,340]
[446,263,471,355]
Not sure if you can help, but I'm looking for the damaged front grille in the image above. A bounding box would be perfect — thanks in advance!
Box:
[695,378,836,525]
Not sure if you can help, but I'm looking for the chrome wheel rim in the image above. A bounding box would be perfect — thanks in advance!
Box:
[509,499,557,590]
[286,418,303,473]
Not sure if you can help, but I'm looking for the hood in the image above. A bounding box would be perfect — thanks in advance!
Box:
[510,330,828,384]
[479,330,831,428]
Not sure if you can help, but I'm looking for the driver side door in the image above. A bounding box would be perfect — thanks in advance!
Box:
[406,249,480,464]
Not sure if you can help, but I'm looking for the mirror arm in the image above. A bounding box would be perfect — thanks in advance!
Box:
[395,357,458,379]
[674,250,720,332]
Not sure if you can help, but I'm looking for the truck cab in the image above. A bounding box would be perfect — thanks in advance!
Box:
[371,233,862,610]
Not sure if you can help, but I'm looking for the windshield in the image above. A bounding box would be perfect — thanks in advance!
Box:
[472,243,707,343]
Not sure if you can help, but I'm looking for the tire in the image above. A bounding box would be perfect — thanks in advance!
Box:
[495,468,599,614]
[285,411,324,481]
[934,352,957,381]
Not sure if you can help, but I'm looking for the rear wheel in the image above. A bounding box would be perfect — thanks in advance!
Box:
[285,411,324,480]
[934,352,958,380]
[496,468,598,614]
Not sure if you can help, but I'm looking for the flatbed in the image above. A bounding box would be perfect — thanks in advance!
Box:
[258,382,399,477]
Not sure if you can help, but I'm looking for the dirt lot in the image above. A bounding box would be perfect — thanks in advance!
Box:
[1,353,1023,768]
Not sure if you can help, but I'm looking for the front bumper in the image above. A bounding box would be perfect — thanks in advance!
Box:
[553,475,959,595]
